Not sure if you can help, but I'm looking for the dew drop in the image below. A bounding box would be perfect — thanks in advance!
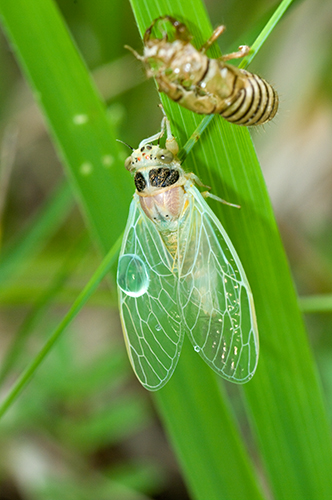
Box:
[117,254,149,297]
[73,114,89,125]
[80,162,93,175]
[155,324,162,331]
[194,345,201,353]
[102,155,114,167]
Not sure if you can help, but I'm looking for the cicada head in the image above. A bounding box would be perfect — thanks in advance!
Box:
[124,144,176,173]
[124,111,180,174]
[143,16,192,45]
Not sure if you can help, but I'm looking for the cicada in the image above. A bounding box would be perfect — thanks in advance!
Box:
[117,113,259,390]
[126,16,278,126]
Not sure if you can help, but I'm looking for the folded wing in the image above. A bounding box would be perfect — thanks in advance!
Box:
[178,186,259,383]
[117,195,184,390]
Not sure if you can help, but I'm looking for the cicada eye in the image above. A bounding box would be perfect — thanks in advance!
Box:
[157,149,174,164]
[125,156,134,171]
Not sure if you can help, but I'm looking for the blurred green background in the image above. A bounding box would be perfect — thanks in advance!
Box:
[0,0,332,498]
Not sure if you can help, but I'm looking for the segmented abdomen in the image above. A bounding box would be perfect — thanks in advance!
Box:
[218,68,278,126]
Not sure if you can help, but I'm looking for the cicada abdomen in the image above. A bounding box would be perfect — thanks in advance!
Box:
[126,16,278,126]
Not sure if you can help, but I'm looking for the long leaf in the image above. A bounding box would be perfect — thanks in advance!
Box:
[0,0,131,254]
[129,1,332,499]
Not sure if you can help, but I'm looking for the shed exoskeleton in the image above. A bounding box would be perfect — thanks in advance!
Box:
[126,16,278,126]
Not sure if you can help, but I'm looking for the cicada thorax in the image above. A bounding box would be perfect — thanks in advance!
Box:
[135,167,187,258]
[130,16,278,125]
[125,135,188,259]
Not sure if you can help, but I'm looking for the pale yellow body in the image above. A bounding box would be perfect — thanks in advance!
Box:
[128,16,278,125]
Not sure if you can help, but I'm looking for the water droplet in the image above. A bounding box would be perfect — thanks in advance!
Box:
[194,345,201,353]
[73,114,89,125]
[80,162,93,175]
[102,155,114,167]
[117,254,149,297]
[155,324,162,331]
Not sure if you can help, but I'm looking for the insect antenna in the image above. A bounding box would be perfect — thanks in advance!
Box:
[116,139,134,151]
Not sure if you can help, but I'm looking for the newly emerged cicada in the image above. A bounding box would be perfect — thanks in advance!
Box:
[126,16,278,126]
[116,112,259,390]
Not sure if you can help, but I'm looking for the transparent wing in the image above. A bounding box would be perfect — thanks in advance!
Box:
[117,195,183,390]
[178,185,259,383]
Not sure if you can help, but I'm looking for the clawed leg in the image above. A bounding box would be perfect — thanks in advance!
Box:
[124,44,144,61]
[159,104,179,156]
[202,191,240,209]
[221,45,250,61]
[186,172,211,189]
[199,26,250,62]
[187,172,241,208]
[200,25,225,53]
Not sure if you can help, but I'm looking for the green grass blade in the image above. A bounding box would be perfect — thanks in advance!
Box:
[238,0,294,68]
[0,0,131,254]
[0,180,73,286]
[0,235,121,420]
[299,294,332,313]
[0,234,90,385]
[129,1,332,499]
[129,2,274,500]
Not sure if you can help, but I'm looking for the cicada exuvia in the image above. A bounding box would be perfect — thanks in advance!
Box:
[126,16,278,126]
[117,112,259,390]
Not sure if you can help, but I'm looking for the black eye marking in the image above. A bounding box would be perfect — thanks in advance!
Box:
[134,172,146,192]
[149,168,180,187]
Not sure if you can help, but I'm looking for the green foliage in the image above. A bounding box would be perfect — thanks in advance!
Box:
[0,0,332,499]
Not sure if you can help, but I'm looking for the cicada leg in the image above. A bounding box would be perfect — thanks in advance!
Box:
[202,191,240,209]
[185,172,240,208]
[161,106,179,156]
[124,44,144,61]
[199,25,250,61]
[186,171,211,189]
[199,25,226,53]
[221,45,250,62]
